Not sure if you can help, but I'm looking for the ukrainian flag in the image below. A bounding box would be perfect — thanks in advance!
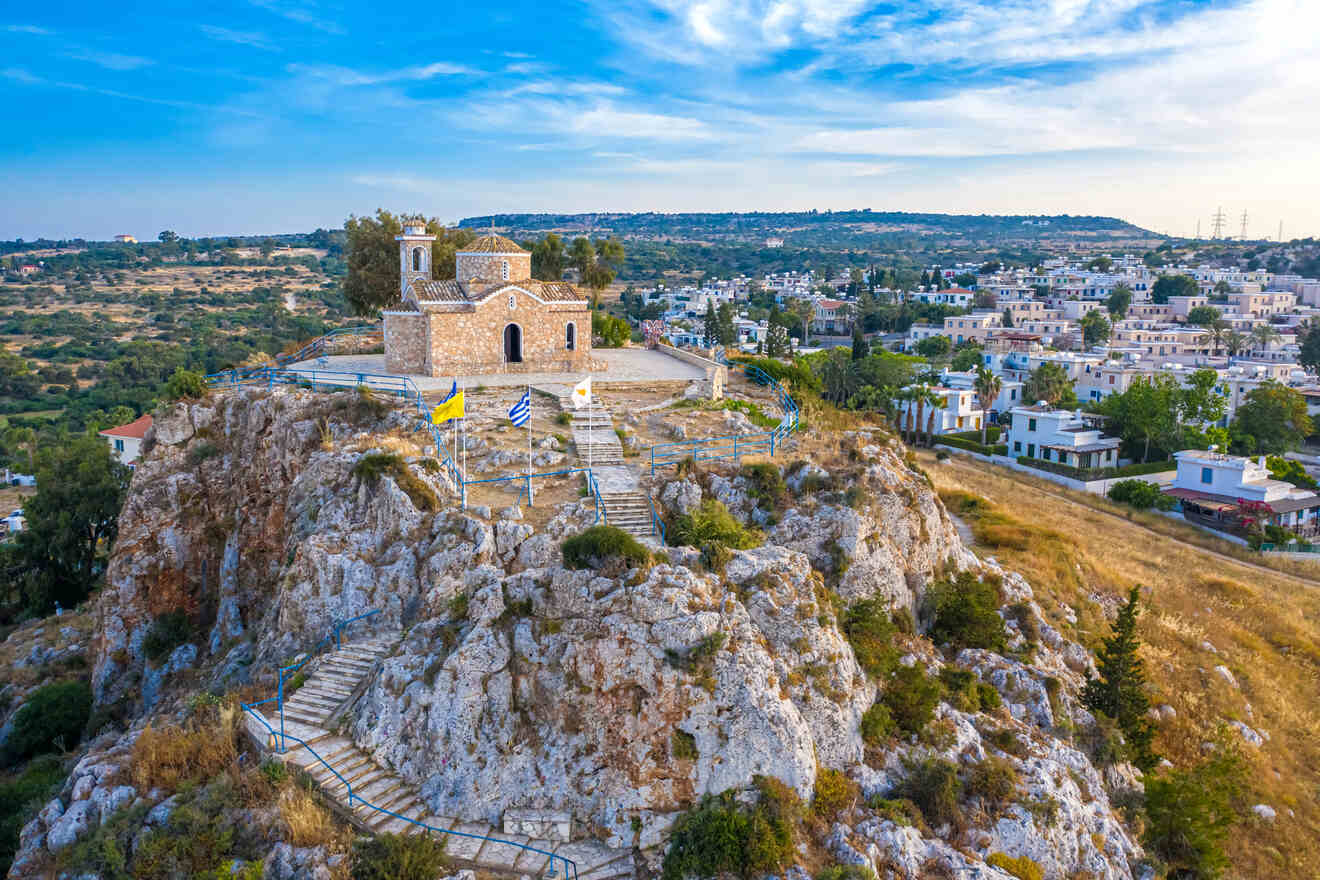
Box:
[431,391,465,424]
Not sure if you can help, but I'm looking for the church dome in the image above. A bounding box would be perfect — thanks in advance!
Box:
[460,233,527,254]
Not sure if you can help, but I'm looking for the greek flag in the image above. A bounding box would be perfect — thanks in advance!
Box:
[509,390,531,428]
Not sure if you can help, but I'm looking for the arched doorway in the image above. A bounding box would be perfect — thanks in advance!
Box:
[504,324,523,364]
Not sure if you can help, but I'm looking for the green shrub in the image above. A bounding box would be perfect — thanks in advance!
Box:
[740,463,787,511]
[660,780,798,880]
[665,633,727,692]
[186,441,221,466]
[938,667,980,712]
[1107,478,1175,511]
[864,796,924,828]
[926,571,1007,653]
[893,758,962,829]
[351,833,449,880]
[0,754,66,872]
[984,726,1026,757]
[351,452,438,512]
[966,756,1020,810]
[672,730,699,761]
[986,853,1044,880]
[859,702,896,746]
[669,500,763,553]
[4,682,92,766]
[1142,742,1246,880]
[812,768,858,821]
[561,525,651,572]
[143,611,193,663]
[842,599,899,679]
[817,865,878,880]
[555,411,572,426]
[165,368,207,400]
[882,663,941,735]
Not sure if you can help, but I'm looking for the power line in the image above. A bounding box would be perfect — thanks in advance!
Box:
[1210,206,1227,240]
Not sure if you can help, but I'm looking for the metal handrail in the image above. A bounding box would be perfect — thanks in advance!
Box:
[648,495,666,544]
[587,470,607,525]
[278,609,381,748]
[239,703,579,880]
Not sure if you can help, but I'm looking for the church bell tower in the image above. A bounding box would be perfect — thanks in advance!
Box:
[396,215,436,299]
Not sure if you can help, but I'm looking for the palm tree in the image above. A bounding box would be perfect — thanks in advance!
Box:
[893,387,916,443]
[1224,330,1248,357]
[912,385,930,447]
[1198,319,1230,356]
[924,388,943,446]
[974,366,1002,446]
[1250,324,1280,354]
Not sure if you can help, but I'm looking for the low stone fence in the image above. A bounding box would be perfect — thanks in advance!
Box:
[657,344,726,400]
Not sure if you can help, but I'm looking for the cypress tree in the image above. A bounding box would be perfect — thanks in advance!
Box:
[851,325,869,360]
[1083,586,1158,771]
[702,301,719,348]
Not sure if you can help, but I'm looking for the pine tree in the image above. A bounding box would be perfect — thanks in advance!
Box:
[717,302,737,346]
[702,301,719,348]
[1082,586,1159,771]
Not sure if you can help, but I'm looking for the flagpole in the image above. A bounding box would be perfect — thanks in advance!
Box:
[527,382,534,506]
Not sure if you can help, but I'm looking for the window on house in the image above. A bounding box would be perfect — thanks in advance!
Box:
[114,439,124,452]
[1028,418,1037,431]
[566,322,576,350]
[502,260,510,280]
[1201,467,1213,484]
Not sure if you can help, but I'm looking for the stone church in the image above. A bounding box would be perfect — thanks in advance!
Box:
[383,217,595,377]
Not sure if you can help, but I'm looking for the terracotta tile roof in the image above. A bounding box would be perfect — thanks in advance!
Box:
[412,279,468,302]
[459,233,527,254]
[99,414,153,439]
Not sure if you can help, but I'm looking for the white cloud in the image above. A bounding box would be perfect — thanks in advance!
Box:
[199,25,279,51]
[287,61,475,86]
[67,49,153,71]
[247,0,343,34]
[6,24,50,35]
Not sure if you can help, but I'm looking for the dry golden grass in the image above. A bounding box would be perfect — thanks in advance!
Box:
[279,785,348,849]
[923,451,1320,878]
[131,707,240,792]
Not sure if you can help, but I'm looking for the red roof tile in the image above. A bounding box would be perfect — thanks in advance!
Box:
[99,414,153,439]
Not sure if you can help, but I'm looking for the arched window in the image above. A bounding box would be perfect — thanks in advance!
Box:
[502,260,509,280]
[412,247,423,272]
[566,322,576,351]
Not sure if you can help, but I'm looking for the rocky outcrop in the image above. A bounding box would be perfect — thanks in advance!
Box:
[78,390,1147,879]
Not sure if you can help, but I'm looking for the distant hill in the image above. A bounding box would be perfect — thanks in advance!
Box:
[459,211,1158,246]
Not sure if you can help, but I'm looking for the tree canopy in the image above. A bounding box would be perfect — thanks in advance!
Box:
[7,434,130,613]
[343,210,474,316]
[1105,284,1132,319]
[1230,381,1313,454]
[1151,274,1198,304]
[1022,362,1077,408]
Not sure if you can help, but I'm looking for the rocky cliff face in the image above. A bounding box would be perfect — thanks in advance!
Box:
[71,388,1148,879]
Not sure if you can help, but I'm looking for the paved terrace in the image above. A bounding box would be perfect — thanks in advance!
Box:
[290,348,707,391]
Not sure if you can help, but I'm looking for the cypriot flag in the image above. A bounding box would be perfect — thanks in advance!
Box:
[571,376,592,409]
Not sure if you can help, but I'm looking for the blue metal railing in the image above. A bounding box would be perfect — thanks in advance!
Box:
[240,702,578,879]
[649,360,800,475]
[277,609,381,748]
[206,325,382,385]
[586,470,607,525]
[648,495,666,543]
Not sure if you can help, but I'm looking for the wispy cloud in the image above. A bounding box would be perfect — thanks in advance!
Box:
[287,61,476,86]
[248,0,343,34]
[66,49,153,71]
[5,24,50,35]
[1,67,42,84]
[199,25,279,51]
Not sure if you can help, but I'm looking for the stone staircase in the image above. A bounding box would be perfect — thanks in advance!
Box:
[270,634,635,879]
[599,491,654,539]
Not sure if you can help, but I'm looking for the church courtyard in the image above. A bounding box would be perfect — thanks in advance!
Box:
[288,346,709,391]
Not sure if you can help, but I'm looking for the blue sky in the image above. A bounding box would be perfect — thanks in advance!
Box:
[2,0,1317,240]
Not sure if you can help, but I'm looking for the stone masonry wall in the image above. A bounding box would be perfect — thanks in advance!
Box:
[384,312,429,374]
[456,252,532,283]
[423,288,592,376]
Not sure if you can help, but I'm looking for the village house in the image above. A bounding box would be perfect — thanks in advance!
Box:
[896,386,984,436]
[810,299,853,335]
[383,218,596,377]
[1003,404,1120,470]
[1163,450,1320,539]
[100,414,153,466]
